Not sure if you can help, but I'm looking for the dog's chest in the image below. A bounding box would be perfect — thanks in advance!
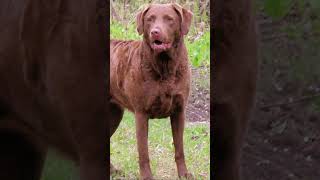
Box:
[142,81,183,119]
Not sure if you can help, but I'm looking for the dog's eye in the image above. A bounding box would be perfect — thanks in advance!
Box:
[164,15,174,22]
[146,15,155,22]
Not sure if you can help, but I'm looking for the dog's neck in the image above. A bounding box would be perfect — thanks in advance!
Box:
[141,38,184,80]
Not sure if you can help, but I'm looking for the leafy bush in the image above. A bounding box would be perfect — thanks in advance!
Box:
[110,21,141,40]
[186,31,210,67]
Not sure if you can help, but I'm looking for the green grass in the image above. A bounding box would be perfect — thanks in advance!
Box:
[41,151,77,180]
[111,112,210,179]
[185,31,210,67]
[111,21,141,40]
[110,21,210,67]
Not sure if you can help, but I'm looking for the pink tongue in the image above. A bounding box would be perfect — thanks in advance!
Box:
[152,43,171,52]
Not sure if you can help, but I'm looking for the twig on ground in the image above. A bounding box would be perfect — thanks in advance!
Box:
[259,92,320,111]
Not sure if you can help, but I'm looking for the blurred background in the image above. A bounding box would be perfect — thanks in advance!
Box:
[243,0,320,179]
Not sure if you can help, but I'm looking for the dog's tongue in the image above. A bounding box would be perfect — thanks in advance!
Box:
[151,42,171,52]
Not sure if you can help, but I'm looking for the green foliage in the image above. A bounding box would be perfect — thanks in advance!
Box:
[264,0,293,20]
[263,0,320,20]
[110,21,141,40]
[186,32,210,67]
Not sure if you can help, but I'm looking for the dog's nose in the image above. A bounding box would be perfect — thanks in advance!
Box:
[151,28,160,37]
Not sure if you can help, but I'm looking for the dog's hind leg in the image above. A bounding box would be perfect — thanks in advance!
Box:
[109,102,124,138]
[109,102,124,175]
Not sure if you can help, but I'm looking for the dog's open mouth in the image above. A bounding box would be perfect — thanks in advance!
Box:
[151,40,172,52]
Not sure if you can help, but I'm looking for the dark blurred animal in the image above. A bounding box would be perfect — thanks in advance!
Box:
[213,0,258,179]
[0,1,108,180]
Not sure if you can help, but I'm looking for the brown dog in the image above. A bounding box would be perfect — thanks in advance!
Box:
[110,3,193,179]
[213,0,258,179]
[0,1,108,180]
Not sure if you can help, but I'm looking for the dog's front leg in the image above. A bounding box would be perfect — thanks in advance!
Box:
[135,112,153,179]
[170,111,193,179]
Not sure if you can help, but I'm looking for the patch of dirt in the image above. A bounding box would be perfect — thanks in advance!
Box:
[243,96,320,180]
[186,65,210,123]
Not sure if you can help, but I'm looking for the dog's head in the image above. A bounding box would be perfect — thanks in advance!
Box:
[136,3,193,53]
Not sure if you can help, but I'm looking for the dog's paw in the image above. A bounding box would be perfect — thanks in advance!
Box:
[140,175,154,180]
[140,177,154,180]
[179,172,195,180]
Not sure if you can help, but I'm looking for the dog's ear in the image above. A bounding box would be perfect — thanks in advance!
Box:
[136,5,150,35]
[171,3,193,35]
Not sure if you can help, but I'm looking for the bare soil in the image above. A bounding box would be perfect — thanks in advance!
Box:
[186,65,210,123]
[243,100,320,180]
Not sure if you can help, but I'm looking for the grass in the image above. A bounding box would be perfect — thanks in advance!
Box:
[41,151,77,180]
[185,31,210,67]
[111,112,210,179]
[110,21,210,67]
[111,21,141,41]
